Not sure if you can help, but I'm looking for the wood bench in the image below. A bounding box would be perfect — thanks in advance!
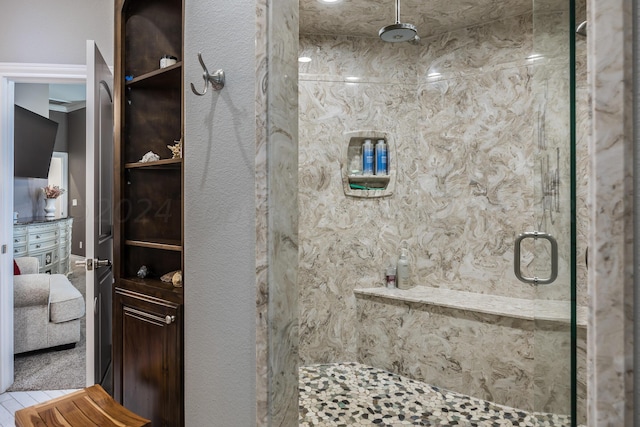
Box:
[14,385,150,427]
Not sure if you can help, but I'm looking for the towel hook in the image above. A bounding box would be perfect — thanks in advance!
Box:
[190,52,225,96]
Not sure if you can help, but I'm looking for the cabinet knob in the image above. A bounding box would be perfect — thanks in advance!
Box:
[35,244,41,248]
[165,315,176,324]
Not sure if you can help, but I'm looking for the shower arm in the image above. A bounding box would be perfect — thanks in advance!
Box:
[395,0,401,24]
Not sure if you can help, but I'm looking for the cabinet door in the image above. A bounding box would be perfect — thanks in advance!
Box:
[113,289,183,427]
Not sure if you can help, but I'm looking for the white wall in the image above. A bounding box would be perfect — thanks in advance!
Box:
[0,0,114,66]
[184,0,257,424]
[14,84,49,116]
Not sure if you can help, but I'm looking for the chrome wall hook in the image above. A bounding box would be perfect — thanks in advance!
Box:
[190,52,225,96]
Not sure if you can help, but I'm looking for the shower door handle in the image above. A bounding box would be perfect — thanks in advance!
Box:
[514,231,558,285]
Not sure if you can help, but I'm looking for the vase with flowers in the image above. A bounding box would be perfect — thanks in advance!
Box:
[42,185,65,219]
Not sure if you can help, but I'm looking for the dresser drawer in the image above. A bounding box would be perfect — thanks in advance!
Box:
[28,239,58,253]
[13,245,27,256]
[29,229,58,243]
[13,234,27,245]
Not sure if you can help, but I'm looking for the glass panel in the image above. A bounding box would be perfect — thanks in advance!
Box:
[531,0,581,424]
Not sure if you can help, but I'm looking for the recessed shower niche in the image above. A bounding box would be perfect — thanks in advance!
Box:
[341,130,396,198]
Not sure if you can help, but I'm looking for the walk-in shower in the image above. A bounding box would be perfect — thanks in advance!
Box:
[298,0,584,425]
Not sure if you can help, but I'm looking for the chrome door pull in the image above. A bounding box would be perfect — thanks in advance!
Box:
[76,258,111,271]
[514,231,558,285]
[95,259,112,268]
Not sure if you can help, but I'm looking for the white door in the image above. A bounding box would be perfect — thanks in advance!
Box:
[85,40,114,387]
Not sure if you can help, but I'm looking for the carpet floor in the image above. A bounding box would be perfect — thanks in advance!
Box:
[8,255,86,391]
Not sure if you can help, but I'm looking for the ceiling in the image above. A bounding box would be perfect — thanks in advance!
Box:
[299,0,533,39]
[48,84,86,113]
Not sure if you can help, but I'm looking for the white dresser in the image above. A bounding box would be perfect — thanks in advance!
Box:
[13,218,73,275]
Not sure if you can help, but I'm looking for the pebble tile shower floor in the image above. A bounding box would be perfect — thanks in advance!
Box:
[299,363,578,427]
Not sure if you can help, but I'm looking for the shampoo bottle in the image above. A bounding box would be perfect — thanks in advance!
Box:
[375,139,388,175]
[362,139,374,175]
[397,248,411,290]
[386,264,396,289]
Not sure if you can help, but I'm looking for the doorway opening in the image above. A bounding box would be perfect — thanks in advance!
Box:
[0,63,96,393]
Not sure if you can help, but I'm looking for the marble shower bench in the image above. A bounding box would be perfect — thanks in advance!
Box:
[354,285,586,421]
[354,286,587,327]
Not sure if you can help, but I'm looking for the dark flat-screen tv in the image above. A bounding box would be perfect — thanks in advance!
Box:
[14,105,58,179]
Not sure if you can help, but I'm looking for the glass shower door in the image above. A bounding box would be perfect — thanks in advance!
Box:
[514,0,582,425]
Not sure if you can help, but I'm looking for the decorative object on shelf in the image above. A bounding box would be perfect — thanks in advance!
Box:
[42,185,65,218]
[167,138,182,159]
[171,271,182,287]
[160,270,183,287]
[160,55,177,69]
[43,185,65,199]
[137,265,149,278]
[190,52,225,96]
[44,199,57,218]
[160,270,179,282]
[140,151,160,163]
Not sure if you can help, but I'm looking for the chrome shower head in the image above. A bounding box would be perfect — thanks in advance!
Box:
[379,22,417,42]
[379,0,418,43]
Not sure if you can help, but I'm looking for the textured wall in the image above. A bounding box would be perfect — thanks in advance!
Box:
[184,0,257,425]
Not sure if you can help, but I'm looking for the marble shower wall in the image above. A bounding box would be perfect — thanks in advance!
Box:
[587,0,635,423]
[256,0,299,425]
[299,10,586,360]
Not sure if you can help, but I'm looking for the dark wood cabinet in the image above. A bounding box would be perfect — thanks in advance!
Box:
[113,285,183,427]
[113,0,184,424]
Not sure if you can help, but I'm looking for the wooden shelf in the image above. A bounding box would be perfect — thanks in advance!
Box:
[125,158,182,169]
[117,277,183,305]
[126,62,182,88]
[125,239,182,251]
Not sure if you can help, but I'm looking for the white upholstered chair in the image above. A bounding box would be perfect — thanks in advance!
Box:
[13,257,85,354]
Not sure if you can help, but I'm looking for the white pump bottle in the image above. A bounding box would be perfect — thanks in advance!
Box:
[397,248,411,290]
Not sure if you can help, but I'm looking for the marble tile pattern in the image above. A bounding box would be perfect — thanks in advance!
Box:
[354,293,583,419]
[298,9,588,423]
[299,363,584,426]
[256,0,300,425]
[587,0,635,425]
[299,0,532,40]
[266,0,301,426]
[255,0,269,424]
